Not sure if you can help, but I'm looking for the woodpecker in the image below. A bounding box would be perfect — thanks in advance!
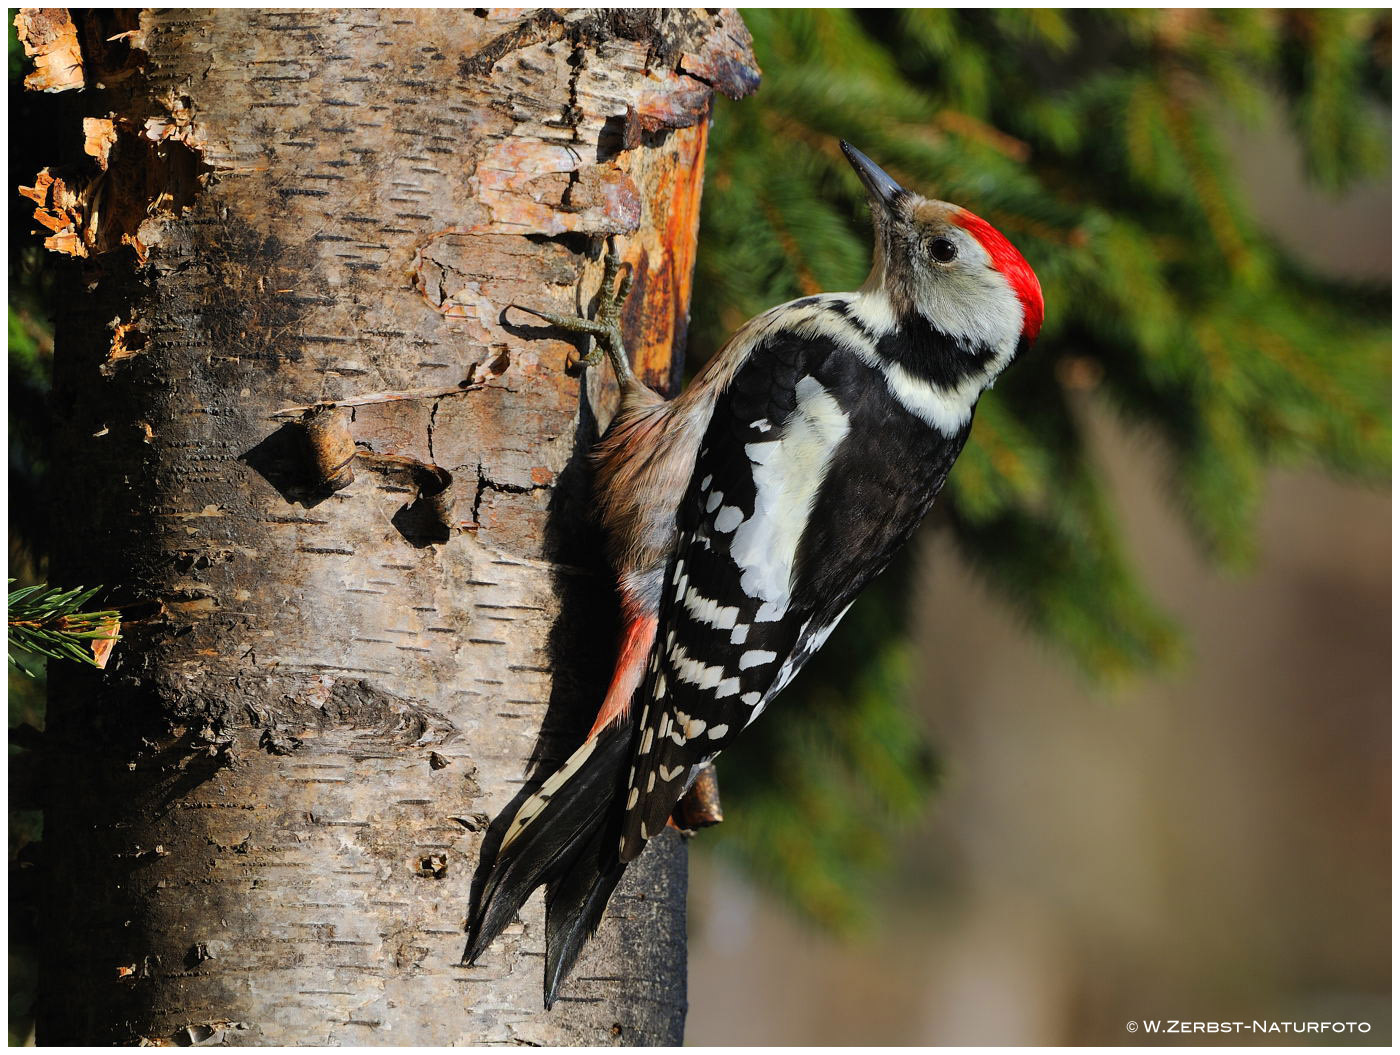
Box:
[465,142,1044,1005]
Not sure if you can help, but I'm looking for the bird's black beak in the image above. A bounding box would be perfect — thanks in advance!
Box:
[840,141,905,207]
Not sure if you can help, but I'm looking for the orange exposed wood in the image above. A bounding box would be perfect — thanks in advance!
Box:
[617,118,711,395]
[17,168,87,257]
[83,118,118,169]
[14,9,84,93]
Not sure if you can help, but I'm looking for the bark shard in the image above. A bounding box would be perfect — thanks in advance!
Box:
[14,8,84,93]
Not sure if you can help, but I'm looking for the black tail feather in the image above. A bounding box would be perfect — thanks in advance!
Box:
[543,823,626,1008]
[464,721,631,973]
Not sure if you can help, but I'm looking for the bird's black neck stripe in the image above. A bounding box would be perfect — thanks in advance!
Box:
[876,309,998,390]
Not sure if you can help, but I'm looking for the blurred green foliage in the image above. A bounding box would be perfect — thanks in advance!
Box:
[694,9,1390,930]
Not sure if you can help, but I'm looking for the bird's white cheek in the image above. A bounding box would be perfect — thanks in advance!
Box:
[913,269,1021,353]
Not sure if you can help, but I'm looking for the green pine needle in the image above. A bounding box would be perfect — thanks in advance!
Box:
[8,580,121,674]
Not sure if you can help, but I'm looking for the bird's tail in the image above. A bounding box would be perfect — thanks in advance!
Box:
[464,720,631,1007]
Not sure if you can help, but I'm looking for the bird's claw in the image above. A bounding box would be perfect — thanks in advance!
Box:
[510,236,633,378]
[595,237,632,330]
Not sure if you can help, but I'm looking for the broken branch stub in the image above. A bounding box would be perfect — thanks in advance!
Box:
[360,452,458,547]
[298,405,356,494]
[672,763,724,831]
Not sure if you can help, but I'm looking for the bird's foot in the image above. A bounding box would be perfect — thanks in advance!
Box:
[511,236,633,376]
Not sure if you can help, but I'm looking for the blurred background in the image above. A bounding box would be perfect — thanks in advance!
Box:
[682,9,1391,1047]
[9,8,1391,1046]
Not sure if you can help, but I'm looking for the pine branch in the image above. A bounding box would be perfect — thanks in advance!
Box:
[8,581,121,674]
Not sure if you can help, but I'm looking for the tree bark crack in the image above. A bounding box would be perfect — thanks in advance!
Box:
[471,461,551,529]
[427,397,441,462]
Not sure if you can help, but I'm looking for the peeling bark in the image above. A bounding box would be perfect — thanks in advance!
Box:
[18,108,211,262]
[14,8,84,92]
[34,8,757,1046]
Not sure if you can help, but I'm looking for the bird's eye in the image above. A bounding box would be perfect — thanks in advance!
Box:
[931,237,958,263]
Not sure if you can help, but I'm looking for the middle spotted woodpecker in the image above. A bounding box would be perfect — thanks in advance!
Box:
[465,142,1044,1005]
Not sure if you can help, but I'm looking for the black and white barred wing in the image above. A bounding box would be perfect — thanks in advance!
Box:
[617,332,856,860]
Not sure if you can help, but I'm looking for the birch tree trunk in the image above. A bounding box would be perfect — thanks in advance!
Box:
[27,8,757,1045]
